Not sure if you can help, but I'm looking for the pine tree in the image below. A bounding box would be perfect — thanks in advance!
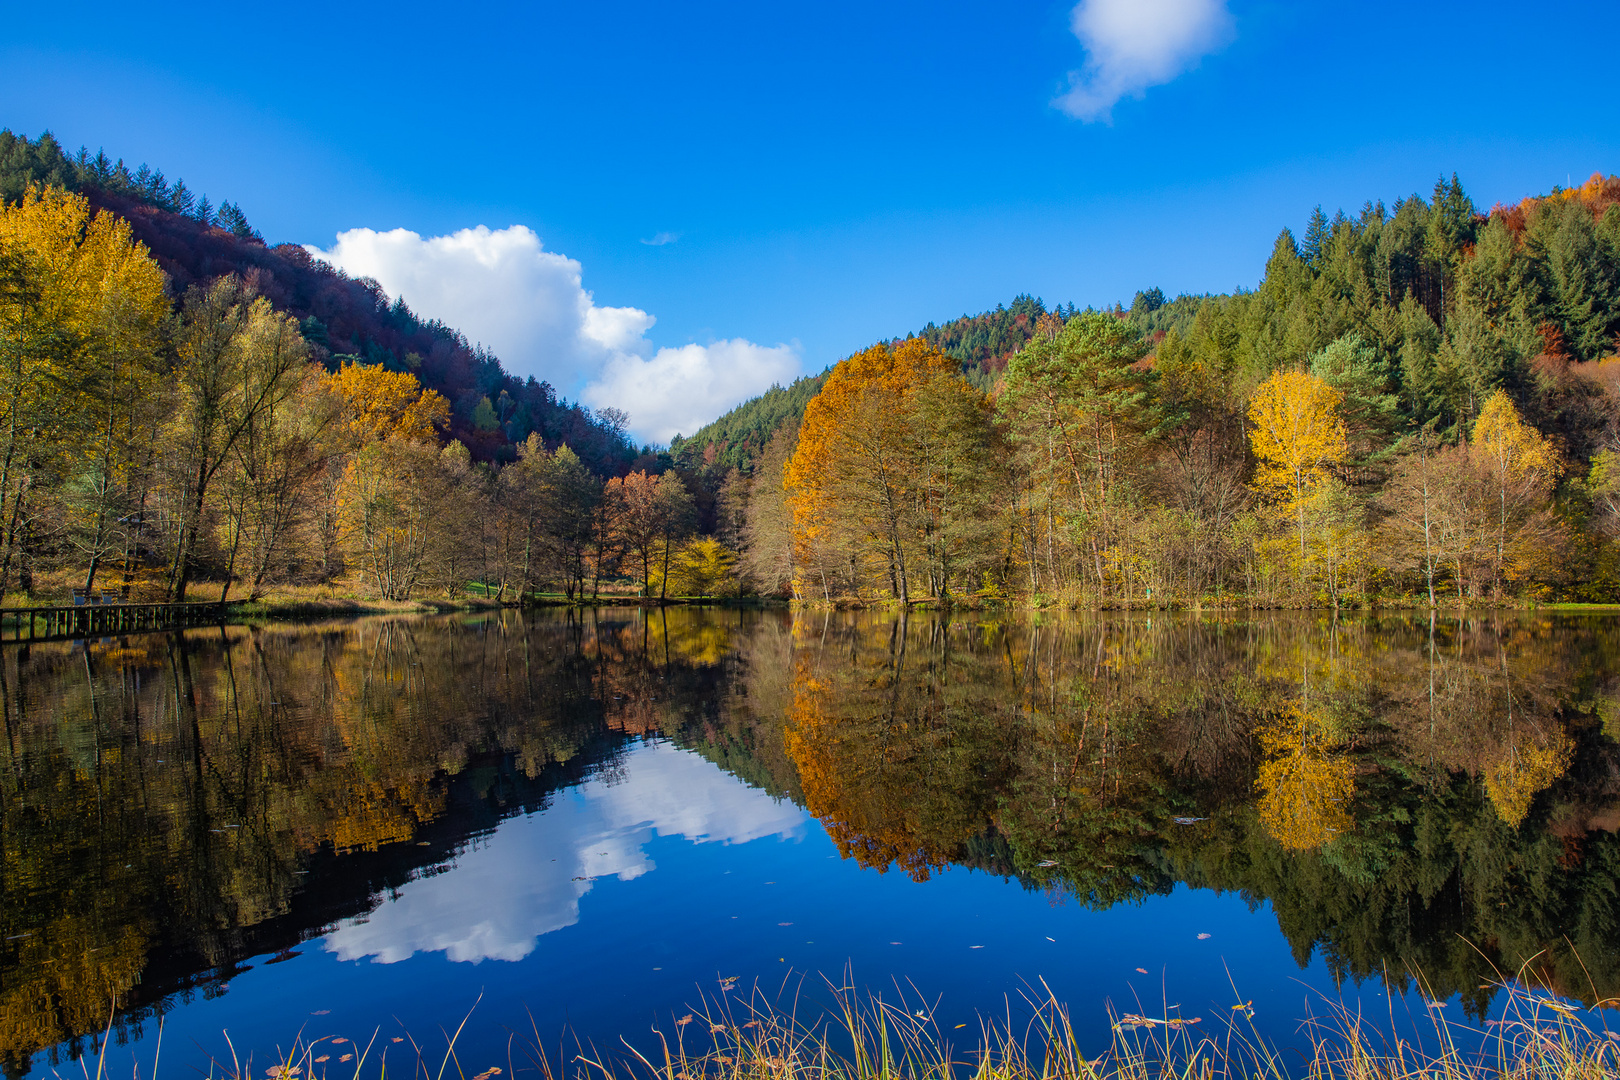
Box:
[1302,206,1330,267]
[170,180,196,217]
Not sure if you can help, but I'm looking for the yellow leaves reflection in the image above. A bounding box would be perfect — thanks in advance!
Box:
[0,915,149,1067]
[1483,728,1573,829]
[1255,703,1354,851]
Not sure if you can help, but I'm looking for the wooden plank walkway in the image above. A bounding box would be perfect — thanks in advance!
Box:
[0,602,227,643]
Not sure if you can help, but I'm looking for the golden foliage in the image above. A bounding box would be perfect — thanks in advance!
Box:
[1247,369,1347,504]
[1472,390,1557,486]
[326,361,451,445]
[1255,702,1355,851]
[785,338,986,600]
[1483,726,1573,829]
[658,536,741,598]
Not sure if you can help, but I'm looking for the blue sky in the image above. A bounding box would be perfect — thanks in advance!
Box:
[6,0,1620,441]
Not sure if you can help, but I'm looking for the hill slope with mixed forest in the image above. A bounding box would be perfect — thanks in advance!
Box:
[0,129,637,474]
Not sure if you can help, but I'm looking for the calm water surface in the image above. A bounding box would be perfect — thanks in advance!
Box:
[4,609,1619,1078]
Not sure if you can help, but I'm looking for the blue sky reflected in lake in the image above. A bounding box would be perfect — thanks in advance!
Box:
[6,610,1617,1079]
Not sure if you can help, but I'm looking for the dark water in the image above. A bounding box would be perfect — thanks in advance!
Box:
[4,609,1619,1078]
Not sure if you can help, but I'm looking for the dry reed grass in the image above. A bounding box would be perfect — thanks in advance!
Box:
[62,971,1618,1080]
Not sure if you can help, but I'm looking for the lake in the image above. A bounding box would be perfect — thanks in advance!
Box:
[3,608,1618,1079]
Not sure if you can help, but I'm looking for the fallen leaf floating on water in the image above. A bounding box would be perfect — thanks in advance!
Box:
[970,945,984,949]
[391,1038,404,1044]
[1114,1015,1202,1031]
[954,1024,968,1030]
[331,1039,348,1045]
[677,1015,694,1026]
[1037,860,1059,868]
[265,1068,301,1078]
[314,1058,329,1064]
[710,1024,726,1034]
[1135,968,1148,974]
[1196,933,1212,940]
[1172,817,1207,825]
[310,1010,329,1015]
[472,1068,503,1080]
[1426,1001,1448,1009]
[1045,936,1056,942]
[339,1057,353,1064]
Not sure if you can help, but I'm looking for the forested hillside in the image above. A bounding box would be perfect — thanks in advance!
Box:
[679,289,1211,469]
[0,129,637,471]
[743,172,1620,606]
[671,372,828,472]
[6,133,1618,610]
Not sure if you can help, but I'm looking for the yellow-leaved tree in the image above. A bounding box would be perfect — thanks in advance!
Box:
[1470,390,1561,594]
[326,366,464,599]
[326,361,451,445]
[0,184,169,600]
[1248,369,1348,579]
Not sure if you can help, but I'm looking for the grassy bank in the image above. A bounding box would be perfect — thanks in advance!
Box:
[107,980,1618,1080]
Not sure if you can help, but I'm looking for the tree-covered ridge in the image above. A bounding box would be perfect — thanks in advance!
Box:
[911,293,1060,385]
[671,371,829,473]
[750,171,1620,606]
[0,129,259,238]
[0,129,635,471]
[675,289,1209,477]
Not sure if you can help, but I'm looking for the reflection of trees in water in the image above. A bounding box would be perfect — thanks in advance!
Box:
[778,611,1620,1011]
[0,608,776,1079]
[1256,703,1355,851]
[4,610,1620,1074]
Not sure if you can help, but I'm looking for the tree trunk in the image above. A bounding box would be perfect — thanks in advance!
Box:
[659,536,673,603]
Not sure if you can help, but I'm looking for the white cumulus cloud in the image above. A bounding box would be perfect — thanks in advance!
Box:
[1054,0,1234,122]
[583,339,800,446]
[306,225,797,446]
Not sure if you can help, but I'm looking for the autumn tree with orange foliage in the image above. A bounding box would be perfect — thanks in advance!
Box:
[785,338,1000,603]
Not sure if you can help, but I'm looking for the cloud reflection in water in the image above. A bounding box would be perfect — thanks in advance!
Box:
[323,742,807,964]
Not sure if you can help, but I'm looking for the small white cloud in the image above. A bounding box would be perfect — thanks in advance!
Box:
[1054,0,1233,121]
[307,225,796,445]
[583,339,800,446]
[640,231,680,246]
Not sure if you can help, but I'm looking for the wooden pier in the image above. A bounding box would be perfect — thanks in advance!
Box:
[0,601,228,643]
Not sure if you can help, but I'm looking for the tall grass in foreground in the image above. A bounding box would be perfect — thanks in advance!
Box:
[61,978,1620,1080]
